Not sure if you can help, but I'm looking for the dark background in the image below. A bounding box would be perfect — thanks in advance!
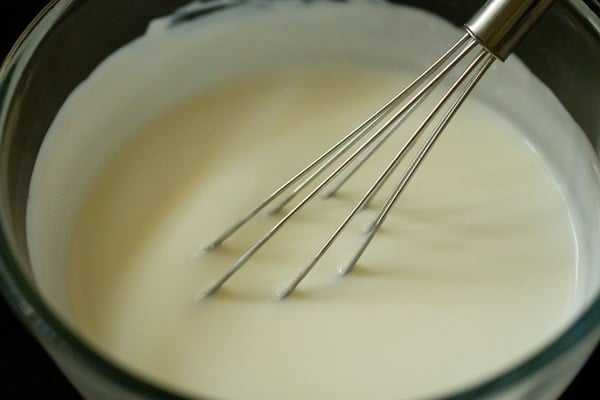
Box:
[0,0,598,398]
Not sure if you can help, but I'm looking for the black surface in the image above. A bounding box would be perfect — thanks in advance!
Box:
[0,1,598,399]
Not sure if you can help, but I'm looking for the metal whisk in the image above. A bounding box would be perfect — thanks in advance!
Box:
[200,0,555,299]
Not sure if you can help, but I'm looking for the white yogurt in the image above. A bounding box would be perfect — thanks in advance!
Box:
[26,1,600,399]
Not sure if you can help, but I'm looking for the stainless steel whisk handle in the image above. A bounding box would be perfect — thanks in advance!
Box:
[466,0,555,60]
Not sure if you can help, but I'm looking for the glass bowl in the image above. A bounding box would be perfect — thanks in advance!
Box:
[1,1,600,399]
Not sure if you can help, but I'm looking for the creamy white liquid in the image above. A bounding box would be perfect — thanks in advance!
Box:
[26,1,600,400]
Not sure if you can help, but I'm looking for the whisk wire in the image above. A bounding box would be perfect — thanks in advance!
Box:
[323,35,475,199]
[270,35,476,213]
[202,34,474,252]
[200,34,497,300]
[341,51,495,277]
[279,49,496,297]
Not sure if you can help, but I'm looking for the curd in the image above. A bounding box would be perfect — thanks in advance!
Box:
[26,1,597,399]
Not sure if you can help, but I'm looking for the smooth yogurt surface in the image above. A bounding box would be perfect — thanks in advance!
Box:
[26,1,598,399]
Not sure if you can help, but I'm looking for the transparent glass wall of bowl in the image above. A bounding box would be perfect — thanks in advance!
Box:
[0,0,599,399]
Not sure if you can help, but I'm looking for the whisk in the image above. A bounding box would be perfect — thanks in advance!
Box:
[200,0,555,299]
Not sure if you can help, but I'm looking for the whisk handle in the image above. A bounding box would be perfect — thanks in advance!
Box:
[465,0,555,60]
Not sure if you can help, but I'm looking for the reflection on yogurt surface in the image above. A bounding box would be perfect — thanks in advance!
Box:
[26,1,600,399]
